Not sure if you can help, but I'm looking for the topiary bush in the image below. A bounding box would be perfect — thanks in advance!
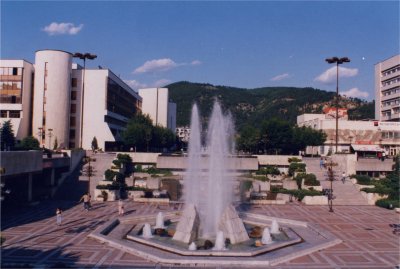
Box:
[288,162,306,176]
[375,199,400,209]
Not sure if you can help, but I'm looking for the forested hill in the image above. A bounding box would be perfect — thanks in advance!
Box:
[167,81,374,130]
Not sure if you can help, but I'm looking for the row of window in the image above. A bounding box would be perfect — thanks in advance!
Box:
[382,65,400,77]
[0,110,21,118]
[382,86,400,96]
[382,98,400,107]
[382,131,400,139]
[0,67,22,76]
[382,76,400,87]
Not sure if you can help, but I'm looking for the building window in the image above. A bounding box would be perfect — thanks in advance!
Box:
[0,110,7,118]
[70,116,76,127]
[12,68,18,76]
[71,91,77,100]
[9,111,20,118]
[71,78,77,87]
[70,104,76,114]
[69,129,75,139]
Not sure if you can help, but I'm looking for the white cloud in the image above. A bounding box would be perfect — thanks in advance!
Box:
[270,73,290,81]
[191,60,202,66]
[124,78,172,90]
[133,58,201,74]
[133,58,179,74]
[341,87,369,99]
[314,66,358,84]
[42,22,83,35]
[124,80,147,89]
[152,79,172,87]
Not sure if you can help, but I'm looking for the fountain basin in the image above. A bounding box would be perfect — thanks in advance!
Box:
[89,210,341,267]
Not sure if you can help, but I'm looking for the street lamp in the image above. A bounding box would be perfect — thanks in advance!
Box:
[73,52,97,149]
[325,159,338,212]
[325,57,350,153]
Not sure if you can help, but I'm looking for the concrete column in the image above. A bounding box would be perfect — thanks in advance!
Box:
[28,173,33,202]
[50,168,55,186]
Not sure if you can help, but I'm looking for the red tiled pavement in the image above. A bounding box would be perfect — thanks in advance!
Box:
[1,200,399,268]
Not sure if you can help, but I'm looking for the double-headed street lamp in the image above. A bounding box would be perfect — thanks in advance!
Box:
[325,57,350,153]
[73,53,97,149]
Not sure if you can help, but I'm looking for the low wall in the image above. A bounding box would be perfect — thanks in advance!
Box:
[256,155,298,166]
[360,192,389,205]
[0,151,42,176]
[249,199,286,205]
[302,195,328,205]
[157,155,258,171]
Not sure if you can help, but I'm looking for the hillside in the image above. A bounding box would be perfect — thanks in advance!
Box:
[167,81,374,130]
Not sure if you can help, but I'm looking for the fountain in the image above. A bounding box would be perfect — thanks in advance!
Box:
[213,231,226,251]
[154,212,165,229]
[142,223,153,239]
[261,228,273,245]
[270,219,280,234]
[90,100,342,267]
[188,242,197,251]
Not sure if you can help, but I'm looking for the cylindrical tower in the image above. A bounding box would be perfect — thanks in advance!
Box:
[33,50,72,149]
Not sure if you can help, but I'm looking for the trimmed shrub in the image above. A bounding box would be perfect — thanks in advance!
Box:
[288,162,306,176]
[354,175,373,185]
[375,199,400,209]
[288,157,302,163]
[304,173,320,186]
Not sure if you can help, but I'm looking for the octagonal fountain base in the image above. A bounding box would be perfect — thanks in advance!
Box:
[89,209,342,267]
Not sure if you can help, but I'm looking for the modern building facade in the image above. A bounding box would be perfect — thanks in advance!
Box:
[2,49,142,150]
[297,113,400,156]
[0,60,35,140]
[138,88,176,131]
[375,54,400,122]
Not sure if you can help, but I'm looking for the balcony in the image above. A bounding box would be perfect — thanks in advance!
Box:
[0,75,22,82]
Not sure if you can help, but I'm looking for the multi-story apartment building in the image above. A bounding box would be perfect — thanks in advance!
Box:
[0,60,34,140]
[1,49,143,150]
[375,54,400,122]
[297,113,400,156]
[138,88,176,131]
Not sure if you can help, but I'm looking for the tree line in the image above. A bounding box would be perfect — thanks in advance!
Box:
[236,118,326,155]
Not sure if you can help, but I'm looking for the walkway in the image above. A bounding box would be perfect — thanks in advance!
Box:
[1,201,399,268]
[303,158,369,205]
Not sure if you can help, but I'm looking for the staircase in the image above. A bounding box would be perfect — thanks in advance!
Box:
[302,157,369,205]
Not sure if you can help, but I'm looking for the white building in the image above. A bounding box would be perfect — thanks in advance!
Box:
[0,60,35,140]
[375,54,400,122]
[297,113,400,156]
[138,88,176,131]
[176,126,191,142]
[2,49,142,150]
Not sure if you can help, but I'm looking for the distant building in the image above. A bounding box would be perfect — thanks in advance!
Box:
[176,126,191,142]
[138,88,176,131]
[0,60,35,140]
[2,49,142,150]
[375,54,400,122]
[297,113,400,156]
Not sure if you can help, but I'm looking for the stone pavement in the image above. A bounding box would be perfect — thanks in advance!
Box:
[303,158,369,205]
[1,201,399,268]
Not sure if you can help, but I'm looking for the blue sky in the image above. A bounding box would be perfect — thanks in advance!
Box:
[2,1,399,100]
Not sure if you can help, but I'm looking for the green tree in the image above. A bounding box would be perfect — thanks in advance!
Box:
[260,119,293,154]
[0,120,16,151]
[152,125,175,151]
[91,136,98,151]
[18,136,40,150]
[122,113,154,152]
[236,124,260,153]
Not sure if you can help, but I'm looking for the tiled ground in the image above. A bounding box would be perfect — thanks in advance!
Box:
[1,201,399,268]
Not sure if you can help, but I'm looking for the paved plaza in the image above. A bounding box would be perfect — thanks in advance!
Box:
[1,200,399,269]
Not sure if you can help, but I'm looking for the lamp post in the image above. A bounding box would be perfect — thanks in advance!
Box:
[325,57,350,153]
[48,128,53,149]
[73,52,97,149]
[325,159,338,212]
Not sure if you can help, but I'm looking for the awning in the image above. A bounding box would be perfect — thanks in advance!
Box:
[351,144,383,152]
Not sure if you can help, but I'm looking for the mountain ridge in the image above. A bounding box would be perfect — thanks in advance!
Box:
[166,81,374,130]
